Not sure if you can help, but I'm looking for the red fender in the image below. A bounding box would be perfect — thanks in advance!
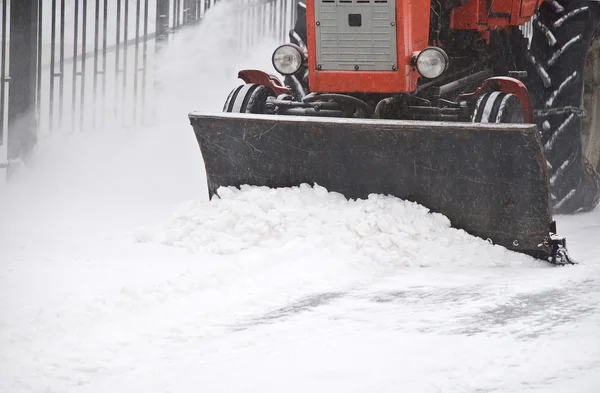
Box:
[459,76,534,123]
[237,69,290,96]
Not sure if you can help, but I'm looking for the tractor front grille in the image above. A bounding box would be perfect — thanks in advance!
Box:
[315,0,397,71]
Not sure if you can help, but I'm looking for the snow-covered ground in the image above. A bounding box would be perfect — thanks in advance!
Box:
[1,4,599,392]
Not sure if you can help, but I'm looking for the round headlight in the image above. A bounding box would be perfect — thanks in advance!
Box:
[415,47,449,79]
[272,44,303,75]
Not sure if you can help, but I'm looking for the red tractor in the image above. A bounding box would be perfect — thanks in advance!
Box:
[189,0,600,263]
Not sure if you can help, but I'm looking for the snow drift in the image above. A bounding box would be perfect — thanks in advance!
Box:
[136,183,542,268]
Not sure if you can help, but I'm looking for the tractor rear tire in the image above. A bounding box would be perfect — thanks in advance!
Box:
[223,84,274,114]
[525,0,600,213]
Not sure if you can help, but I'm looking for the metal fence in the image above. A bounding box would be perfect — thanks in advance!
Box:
[0,0,296,170]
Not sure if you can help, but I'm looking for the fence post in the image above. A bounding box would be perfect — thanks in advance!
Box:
[156,0,171,49]
[8,0,39,162]
[1,0,8,167]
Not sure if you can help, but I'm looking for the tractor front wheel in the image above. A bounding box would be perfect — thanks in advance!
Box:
[472,92,525,123]
[223,84,274,114]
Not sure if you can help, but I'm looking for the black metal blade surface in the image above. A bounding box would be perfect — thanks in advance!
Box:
[189,112,553,257]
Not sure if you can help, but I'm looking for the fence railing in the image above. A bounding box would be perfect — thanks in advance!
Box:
[0,0,296,172]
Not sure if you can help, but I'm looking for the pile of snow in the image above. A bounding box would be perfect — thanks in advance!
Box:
[135,183,542,268]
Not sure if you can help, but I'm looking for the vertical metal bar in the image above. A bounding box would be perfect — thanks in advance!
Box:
[262,3,267,38]
[36,0,42,122]
[141,0,149,123]
[292,0,297,27]
[273,0,280,42]
[8,0,39,159]
[93,0,100,129]
[246,0,251,49]
[238,0,243,49]
[282,0,287,41]
[178,0,182,29]
[102,0,108,121]
[244,0,249,49]
[252,2,257,47]
[259,3,264,40]
[265,2,270,38]
[260,1,265,41]
[233,0,238,48]
[49,0,57,132]
[80,0,88,130]
[270,0,276,39]
[133,0,141,125]
[243,0,248,49]
[277,0,282,42]
[282,0,291,42]
[154,0,170,124]
[242,0,249,49]
[123,0,130,124]
[252,1,257,45]
[115,0,121,119]
[266,0,270,38]
[284,0,289,37]
[248,3,253,48]
[58,0,65,127]
[0,0,8,145]
[172,0,177,30]
[280,0,285,42]
[288,0,296,36]
[252,2,258,46]
[71,0,80,130]
[189,0,198,23]
[156,0,170,52]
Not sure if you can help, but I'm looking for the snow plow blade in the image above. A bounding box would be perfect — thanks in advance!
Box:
[189,112,557,259]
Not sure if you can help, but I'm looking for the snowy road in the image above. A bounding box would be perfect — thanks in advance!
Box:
[2,6,600,391]
[1,143,599,392]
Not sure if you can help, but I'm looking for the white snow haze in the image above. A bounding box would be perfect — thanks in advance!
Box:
[1,1,599,392]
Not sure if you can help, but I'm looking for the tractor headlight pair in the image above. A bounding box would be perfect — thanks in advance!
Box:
[272,44,304,76]
[415,47,449,79]
[273,43,448,79]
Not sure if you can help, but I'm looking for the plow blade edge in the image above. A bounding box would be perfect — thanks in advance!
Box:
[189,112,554,258]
